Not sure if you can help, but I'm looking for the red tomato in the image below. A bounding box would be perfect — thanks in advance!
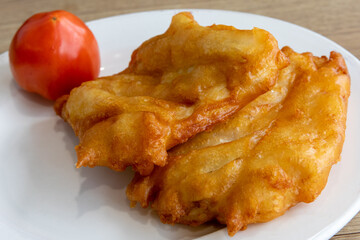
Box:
[9,10,100,100]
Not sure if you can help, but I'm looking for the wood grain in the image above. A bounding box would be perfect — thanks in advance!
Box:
[331,233,360,240]
[0,0,359,239]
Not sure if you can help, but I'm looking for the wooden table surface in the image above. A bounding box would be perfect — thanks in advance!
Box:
[1,0,359,239]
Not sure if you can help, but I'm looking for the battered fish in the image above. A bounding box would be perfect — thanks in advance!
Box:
[126,47,350,235]
[55,12,287,175]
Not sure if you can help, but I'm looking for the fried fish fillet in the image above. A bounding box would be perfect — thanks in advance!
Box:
[54,12,288,175]
[126,47,350,235]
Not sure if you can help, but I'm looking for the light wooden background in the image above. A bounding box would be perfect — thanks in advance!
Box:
[0,0,359,239]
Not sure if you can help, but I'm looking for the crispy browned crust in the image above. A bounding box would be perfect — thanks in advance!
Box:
[126,47,350,235]
[54,12,288,175]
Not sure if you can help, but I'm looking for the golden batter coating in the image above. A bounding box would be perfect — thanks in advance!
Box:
[126,47,350,235]
[54,12,287,175]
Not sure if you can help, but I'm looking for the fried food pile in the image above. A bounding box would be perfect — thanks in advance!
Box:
[55,12,350,236]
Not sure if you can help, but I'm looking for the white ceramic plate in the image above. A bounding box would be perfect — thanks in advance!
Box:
[0,9,359,240]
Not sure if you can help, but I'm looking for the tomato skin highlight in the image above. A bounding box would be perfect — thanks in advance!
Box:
[9,10,100,100]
